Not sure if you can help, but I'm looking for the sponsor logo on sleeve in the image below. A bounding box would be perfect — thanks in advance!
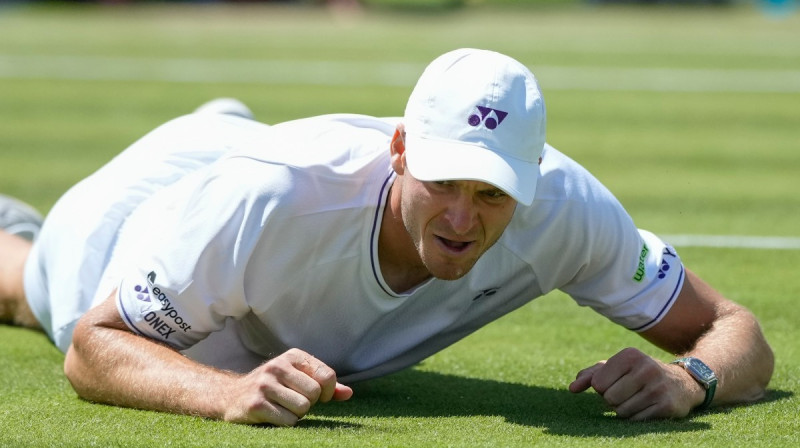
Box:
[633,243,649,282]
[658,246,678,279]
[633,244,679,282]
[134,284,151,302]
[130,271,193,340]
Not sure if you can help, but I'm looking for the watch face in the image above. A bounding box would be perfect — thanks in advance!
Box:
[675,357,717,409]
[686,358,717,385]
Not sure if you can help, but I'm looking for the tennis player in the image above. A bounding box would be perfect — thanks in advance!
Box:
[0,48,773,426]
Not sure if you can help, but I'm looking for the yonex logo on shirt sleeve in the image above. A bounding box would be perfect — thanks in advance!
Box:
[658,247,678,279]
[131,271,194,338]
[118,273,197,348]
[134,285,151,302]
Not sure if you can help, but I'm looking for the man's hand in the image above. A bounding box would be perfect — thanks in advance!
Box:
[223,348,353,426]
[569,269,774,420]
[568,347,704,420]
[65,293,353,427]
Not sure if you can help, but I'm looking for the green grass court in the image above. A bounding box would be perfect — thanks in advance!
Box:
[1,2,799,446]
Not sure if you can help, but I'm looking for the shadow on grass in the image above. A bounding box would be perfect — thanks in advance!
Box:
[762,389,794,403]
[309,368,794,437]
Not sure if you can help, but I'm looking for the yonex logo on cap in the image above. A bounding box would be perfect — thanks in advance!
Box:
[402,49,544,205]
[468,106,508,130]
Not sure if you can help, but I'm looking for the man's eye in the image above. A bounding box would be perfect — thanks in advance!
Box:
[484,190,507,199]
[430,180,453,189]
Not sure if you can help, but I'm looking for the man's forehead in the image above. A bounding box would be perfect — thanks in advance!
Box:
[429,178,511,193]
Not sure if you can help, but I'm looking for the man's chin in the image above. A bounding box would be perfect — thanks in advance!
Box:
[427,262,476,281]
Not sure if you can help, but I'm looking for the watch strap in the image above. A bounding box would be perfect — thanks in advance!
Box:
[671,357,717,410]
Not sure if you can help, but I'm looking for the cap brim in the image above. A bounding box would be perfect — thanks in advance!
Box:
[404,134,539,206]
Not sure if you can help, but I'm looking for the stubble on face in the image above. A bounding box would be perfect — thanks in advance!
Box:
[398,177,514,282]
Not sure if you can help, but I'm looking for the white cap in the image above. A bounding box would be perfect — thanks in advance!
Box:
[403,48,546,206]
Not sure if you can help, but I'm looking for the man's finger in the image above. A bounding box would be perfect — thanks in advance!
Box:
[569,371,593,393]
[623,400,662,421]
[569,362,605,393]
[261,384,314,421]
[333,383,354,401]
[590,349,650,394]
[285,349,341,403]
[246,399,301,427]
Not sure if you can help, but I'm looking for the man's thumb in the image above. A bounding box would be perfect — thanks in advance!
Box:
[333,383,353,401]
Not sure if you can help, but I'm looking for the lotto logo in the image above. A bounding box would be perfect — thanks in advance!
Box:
[468,106,508,130]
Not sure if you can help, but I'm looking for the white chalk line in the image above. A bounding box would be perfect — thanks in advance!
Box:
[1,54,800,93]
[662,235,800,250]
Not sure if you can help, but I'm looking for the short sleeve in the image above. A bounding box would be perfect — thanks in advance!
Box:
[561,227,685,332]
[113,158,281,349]
[515,145,685,333]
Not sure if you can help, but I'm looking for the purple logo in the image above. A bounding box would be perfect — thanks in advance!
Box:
[658,247,678,279]
[468,106,508,130]
[134,284,151,302]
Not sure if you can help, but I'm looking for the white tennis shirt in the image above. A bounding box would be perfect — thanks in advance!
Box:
[28,112,684,382]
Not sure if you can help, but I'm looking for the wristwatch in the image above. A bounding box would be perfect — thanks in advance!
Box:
[671,357,718,409]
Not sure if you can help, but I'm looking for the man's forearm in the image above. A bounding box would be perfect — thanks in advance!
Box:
[681,304,773,406]
[64,294,352,426]
[64,302,234,419]
[638,269,774,414]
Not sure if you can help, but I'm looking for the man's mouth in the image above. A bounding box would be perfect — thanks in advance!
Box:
[436,236,474,253]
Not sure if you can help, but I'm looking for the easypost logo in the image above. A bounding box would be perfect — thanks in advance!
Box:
[468,106,508,130]
[137,271,193,340]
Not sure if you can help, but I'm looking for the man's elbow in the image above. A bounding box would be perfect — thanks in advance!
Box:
[63,344,82,393]
[62,317,100,400]
[753,338,775,401]
[740,318,775,404]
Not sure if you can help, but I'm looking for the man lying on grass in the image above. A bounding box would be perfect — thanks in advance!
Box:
[0,48,773,426]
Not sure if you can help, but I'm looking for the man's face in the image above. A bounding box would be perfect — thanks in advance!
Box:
[398,175,517,281]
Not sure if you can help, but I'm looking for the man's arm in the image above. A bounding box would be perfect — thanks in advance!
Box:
[64,290,353,426]
[569,268,773,420]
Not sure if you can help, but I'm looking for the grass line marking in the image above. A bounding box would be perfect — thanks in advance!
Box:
[662,234,800,250]
[1,54,800,93]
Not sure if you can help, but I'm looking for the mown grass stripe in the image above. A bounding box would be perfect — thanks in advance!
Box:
[1,54,800,93]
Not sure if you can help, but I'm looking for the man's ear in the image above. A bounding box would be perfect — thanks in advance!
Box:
[390,124,407,175]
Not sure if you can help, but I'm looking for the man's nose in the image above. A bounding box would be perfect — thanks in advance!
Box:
[444,194,476,236]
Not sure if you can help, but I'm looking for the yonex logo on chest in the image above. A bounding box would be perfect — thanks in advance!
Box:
[472,287,501,301]
[468,106,508,130]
